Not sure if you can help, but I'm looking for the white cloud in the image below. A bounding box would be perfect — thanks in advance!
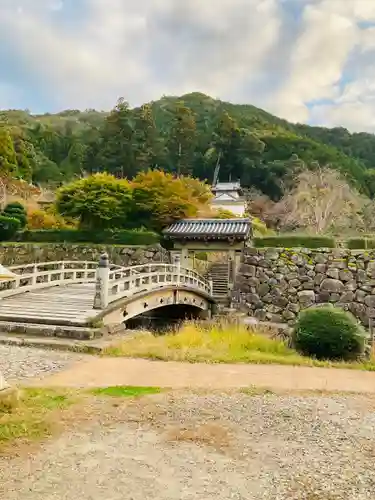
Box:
[0,0,282,110]
[1,0,375,132]
[272,0,358,122]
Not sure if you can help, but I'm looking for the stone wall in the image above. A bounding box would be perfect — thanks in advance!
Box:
[233,247,375,327]
[0,243,169,267]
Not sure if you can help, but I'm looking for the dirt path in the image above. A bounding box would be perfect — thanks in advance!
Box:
[32,357,375,393]
[2,392,375,499]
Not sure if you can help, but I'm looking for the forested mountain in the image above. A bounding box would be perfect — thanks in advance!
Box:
[1,92,375,201]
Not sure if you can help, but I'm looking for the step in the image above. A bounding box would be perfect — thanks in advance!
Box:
[0,330,138,355]
[0,304,95,314]
[0,320,102,340]
[0,311,95,327]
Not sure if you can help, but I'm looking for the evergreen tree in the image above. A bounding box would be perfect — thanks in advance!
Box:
[167,102,197,175]
[0,128,17,176]
[97,98,136,178]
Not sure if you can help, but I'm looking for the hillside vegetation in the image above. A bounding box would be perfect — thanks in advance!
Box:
[1,92,375,200]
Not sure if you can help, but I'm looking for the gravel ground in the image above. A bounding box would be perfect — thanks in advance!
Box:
[1,391,375,499]
[0,345,85,382]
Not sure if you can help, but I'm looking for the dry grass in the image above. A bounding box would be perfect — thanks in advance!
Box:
[105,320,375,371]
[165,422,233,452]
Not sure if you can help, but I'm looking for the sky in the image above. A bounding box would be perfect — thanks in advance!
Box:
[1,0,375,132]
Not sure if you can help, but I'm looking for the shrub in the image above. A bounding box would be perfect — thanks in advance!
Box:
[27,208,73,230]
[2,202,27,229]
[3,201,24,211]
[15,228,160,245]
[252,217,268,236]
[253,235,336,248]
[0,216,21,241]
[213,208,237,219]
[293,306,367,361]
[347,238,375,250]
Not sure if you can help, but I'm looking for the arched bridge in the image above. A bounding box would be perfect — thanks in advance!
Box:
[0,257,215,332]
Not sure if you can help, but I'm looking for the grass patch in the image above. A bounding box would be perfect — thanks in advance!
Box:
[0,388,78,450]
[104,320,375,371]
[90,386,161,398]
[0,385,163,452]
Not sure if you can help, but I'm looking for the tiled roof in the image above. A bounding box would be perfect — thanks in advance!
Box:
[164,218,252,241]
[212,182,241,192]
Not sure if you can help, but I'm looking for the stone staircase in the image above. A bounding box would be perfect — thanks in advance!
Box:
[208,263,230,305]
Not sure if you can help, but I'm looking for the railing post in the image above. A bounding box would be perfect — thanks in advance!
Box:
[31,264,38,287]
[177,261,181,286]
[209,278,213,296]
[83,261,88,279]
[93,253,110,310]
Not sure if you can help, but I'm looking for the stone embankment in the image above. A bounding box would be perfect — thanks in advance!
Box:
[0,243,168,267]
[234,247,375,327]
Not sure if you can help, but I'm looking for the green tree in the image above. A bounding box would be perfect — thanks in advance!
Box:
[56,173,133,229]
[11,133,34,181]
[0,128,17,176]
[32,155,62,185]
[97,98,136,178]
[167,102,197,175]
[363,169,375,199]
[207,112,264,184]
[130,170,205,231]
[133,104,163,171]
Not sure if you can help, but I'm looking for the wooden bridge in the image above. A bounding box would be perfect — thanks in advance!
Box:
[0,255,214,337]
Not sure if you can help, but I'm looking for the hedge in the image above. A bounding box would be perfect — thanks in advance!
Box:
[253,235,336,249]
[346,238,375,250]
[15,229,160,246]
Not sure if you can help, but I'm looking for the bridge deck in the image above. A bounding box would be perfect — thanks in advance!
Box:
[0,283,97,326]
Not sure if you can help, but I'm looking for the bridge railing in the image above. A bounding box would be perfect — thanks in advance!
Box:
[106,263,211,305]
[0,256,213,306]
[0,261,98,298]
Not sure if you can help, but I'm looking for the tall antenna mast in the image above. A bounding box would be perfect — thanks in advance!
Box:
[212,152,221,186]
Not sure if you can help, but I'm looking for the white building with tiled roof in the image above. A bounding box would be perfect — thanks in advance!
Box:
[211,181,246,216]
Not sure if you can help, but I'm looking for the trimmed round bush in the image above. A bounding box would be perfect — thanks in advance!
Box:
[3,202,25,211]
[293,306,367,361]
[2,202,27,229]
[0,216,21,241]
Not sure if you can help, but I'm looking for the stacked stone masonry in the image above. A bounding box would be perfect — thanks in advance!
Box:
[0,243,169,267]
[233,247,375,327]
